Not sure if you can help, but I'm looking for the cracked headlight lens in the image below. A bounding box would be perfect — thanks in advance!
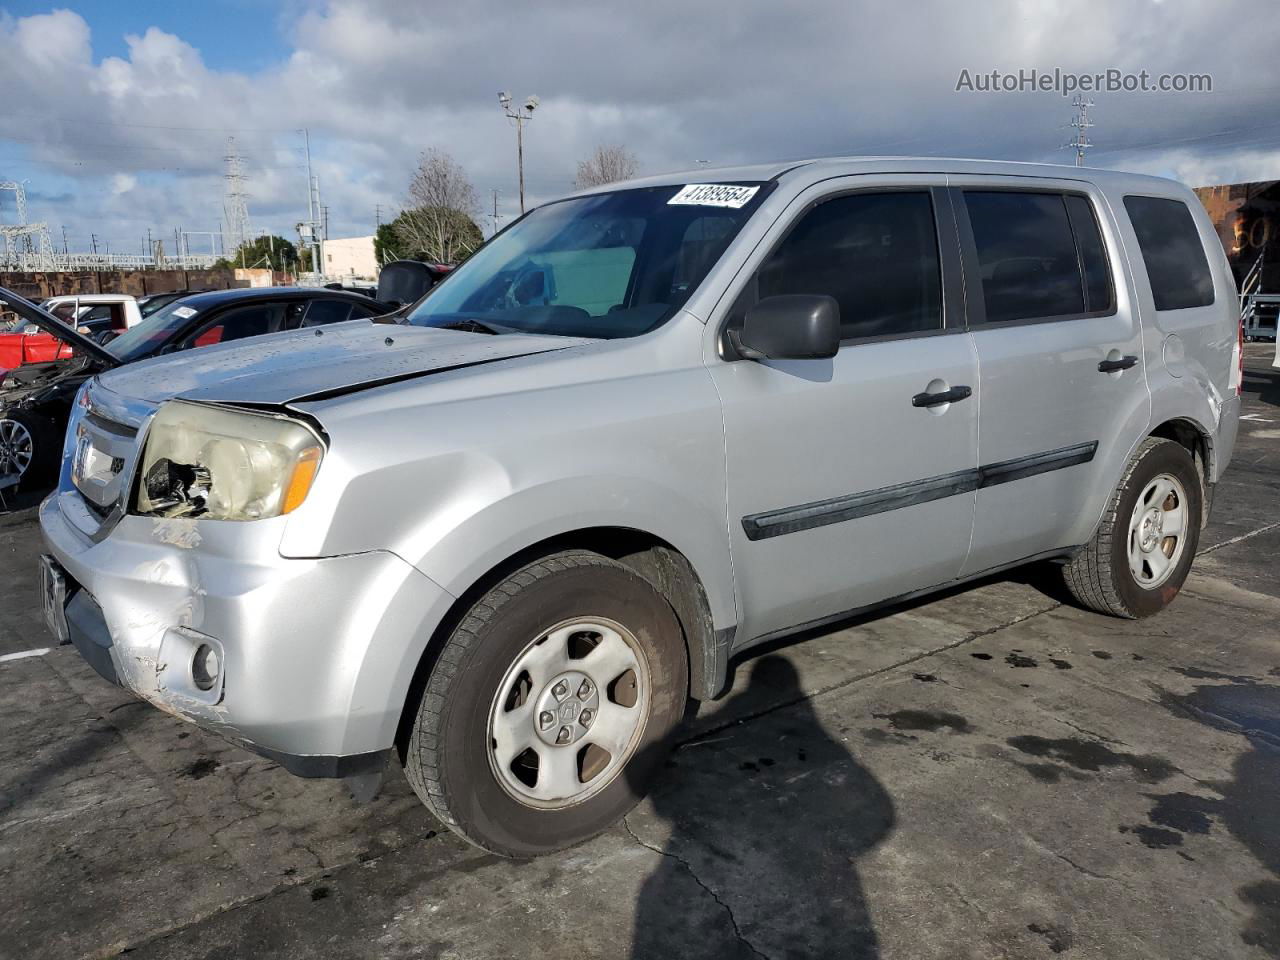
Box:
[135,400,324,521]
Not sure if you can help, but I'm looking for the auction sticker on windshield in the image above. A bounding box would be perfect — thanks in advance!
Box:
[668,184,759,208]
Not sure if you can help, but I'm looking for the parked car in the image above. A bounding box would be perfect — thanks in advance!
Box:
[0,318,76,372]
[0,286,390,489]
[33,158,1240,858]
[136,290,200,319]
[374,259,453,308]
[43,293,144,337]
[0,294,148,376]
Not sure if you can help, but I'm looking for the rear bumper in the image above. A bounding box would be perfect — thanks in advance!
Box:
[40,493,457,771]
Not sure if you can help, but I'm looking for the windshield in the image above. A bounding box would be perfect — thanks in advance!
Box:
[406,183,768,338]
[107,301,200,362]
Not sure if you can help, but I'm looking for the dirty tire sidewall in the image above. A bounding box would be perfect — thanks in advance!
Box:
[411,553,687,858]
[1109,440,1202,618]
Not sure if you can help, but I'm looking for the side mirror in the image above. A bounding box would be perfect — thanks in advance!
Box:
[733,294,840,361]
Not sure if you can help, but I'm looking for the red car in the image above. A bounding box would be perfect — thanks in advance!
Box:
[0,323,74,375]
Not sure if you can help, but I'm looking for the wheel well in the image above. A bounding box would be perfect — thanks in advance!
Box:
[393,528,717,759]
[1149,418,1211,526]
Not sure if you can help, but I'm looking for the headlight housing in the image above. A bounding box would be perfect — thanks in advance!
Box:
[135,401,324,521]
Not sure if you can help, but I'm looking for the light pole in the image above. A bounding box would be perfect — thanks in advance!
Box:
[498,91,539,214]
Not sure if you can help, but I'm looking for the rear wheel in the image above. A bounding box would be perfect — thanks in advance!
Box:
[404,550,688,858]
[1061,437,1201,618]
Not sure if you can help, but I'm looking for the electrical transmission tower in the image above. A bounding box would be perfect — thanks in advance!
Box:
[223,137,252,255]
[1063,95,1095,167]
[0,179,55,270]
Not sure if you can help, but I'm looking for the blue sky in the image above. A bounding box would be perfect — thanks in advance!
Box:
[1,1,1278,259]
[2,0,290,71]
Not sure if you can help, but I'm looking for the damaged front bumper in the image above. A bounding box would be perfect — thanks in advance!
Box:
[40,492,457,778]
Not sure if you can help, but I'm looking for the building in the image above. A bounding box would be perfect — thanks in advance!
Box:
[1193,180,1280,290]
[322,235,378,281]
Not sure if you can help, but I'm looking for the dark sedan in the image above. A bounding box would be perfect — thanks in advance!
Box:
[0,286,392,491]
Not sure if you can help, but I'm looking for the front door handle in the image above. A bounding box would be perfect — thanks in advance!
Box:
[912,385,972,408]
[1098,355,1139,373]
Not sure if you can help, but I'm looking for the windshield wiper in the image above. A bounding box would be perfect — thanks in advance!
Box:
[438,318,504,336]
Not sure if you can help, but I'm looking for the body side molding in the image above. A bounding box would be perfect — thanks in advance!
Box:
[742,441,1099,541]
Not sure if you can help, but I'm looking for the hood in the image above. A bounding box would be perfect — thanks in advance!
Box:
[95,319,591,406]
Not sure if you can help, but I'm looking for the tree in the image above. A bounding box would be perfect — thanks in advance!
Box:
[374,222,400,265]
[216,234,299,272]
[393,149,483,264]
[574,144,639,190]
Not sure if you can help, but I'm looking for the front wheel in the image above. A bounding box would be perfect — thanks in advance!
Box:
[0,410,57,490]
[403,550,688,858]
[1061,437,1201,618]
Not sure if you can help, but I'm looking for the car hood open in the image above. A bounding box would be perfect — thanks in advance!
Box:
[94,319,592,406]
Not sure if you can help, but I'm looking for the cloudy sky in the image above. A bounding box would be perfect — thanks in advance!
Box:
[1,0,1278,257]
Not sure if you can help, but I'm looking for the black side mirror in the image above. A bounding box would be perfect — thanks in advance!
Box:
[732,294,840,361]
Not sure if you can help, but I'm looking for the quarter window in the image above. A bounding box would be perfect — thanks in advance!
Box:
[756,191,942,340]
[1123,195,1215,311]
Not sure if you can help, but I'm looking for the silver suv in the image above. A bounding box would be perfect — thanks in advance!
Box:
[34,158,1242,857]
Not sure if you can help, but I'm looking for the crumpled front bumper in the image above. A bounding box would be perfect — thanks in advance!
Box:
[40,491,456,775]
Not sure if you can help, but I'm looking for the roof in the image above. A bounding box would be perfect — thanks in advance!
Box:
[44,293,137,304]
[175,285,381,310]
[569,155,1185,197]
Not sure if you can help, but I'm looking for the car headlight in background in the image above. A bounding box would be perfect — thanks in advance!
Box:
[135,400,324,521]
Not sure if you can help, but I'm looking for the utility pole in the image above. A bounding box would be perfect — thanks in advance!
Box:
[1063,94,1095,167]
[491,189,503,236]
[498,92,539,214]
[301,128,322,277]
[375,204,382,229]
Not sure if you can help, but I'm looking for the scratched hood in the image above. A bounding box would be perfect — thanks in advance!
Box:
[94,320,590,406]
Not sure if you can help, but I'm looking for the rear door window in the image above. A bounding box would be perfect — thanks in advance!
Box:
[1123,195,1215,311]
[756,191,943,340]
[963,191,1087,323]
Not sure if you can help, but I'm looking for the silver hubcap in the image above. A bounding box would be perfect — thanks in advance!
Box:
[1127,472,1189,588]
[0,418,33,480]
[488,617,649,809]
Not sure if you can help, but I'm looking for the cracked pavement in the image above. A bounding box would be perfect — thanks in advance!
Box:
[1,345,1278,959]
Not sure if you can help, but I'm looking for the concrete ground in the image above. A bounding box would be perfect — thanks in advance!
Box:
[2,345,1278,960]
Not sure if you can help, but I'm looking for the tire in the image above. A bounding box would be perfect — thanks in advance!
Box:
[403,550,688,858]
[1061,437,1202,618]
[0,409,58,491]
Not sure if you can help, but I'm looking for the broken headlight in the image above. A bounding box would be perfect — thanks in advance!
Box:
[135,401,323,521]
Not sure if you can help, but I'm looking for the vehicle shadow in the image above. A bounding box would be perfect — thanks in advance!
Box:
[628,655,894,959]
[1242,367,1280,407]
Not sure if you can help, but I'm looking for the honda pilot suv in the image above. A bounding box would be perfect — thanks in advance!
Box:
[34,158,1241,857]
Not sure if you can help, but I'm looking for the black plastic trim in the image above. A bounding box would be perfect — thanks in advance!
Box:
[245,743,392,780]
[743,467,979,541]
[978,440,1097,487]
[741,441,1098,541]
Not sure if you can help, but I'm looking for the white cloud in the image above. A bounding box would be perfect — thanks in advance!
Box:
[1,0,1278,252]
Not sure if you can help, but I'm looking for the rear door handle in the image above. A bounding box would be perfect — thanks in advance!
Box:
[1098,355,1139,373]
[911,385,972,408]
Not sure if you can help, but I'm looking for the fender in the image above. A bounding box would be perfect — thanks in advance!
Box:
[410,474,738,633]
